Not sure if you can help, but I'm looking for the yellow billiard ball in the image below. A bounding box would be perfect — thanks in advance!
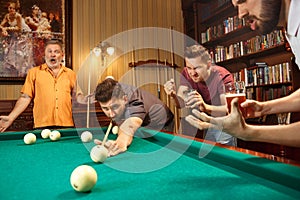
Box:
[49,130,61,141]
[23,133,36,145]
[112,126,119,134]
[80,131,93,143]
[70,165,97,192]
[41,129,51,139]
[90,145,108,163]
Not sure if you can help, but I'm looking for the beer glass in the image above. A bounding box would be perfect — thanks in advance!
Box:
[225,81,247,117]
[277,112,290,157]
[181,88,194,117]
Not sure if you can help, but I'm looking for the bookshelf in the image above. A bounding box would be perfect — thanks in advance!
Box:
[181,0,300,161]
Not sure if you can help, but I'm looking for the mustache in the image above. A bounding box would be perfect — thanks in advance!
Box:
[245,15,277,35]
[244,15,258,24]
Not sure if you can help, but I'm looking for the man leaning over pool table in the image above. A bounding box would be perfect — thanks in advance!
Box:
[93,78,174,156]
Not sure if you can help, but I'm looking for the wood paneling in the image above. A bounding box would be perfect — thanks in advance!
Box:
[72,0,184,93]
[0,0,184,100]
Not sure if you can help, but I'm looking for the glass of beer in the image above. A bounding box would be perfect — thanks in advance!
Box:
[182,88,195,117]
[225,81,247,117]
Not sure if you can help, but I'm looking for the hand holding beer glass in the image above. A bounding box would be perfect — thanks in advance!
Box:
[225,81,247,117]
[181,88,196,117]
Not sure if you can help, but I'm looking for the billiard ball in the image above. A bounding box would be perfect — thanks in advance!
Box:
[49,130,61,141]
[112,126,119,134]
[70,165,97,192]
[23,133,36,145]
[90,145,108,163]
[41,129,51,139]
[80,131,93,143]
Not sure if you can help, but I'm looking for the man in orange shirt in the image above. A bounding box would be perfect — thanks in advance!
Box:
[0,39,82,132]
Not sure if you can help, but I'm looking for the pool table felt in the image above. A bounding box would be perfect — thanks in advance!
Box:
[0,127,300,200]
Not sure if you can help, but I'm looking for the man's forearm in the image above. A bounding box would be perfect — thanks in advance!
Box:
[170,92,185,108]
[241,122,300,147]
[204,104,227,117]
[9,95,32,121]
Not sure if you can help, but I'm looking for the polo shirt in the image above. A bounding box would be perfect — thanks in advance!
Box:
[21,64,76,128]
[115,83,174,130]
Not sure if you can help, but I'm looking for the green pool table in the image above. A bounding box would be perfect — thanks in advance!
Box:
[1,127,300,200]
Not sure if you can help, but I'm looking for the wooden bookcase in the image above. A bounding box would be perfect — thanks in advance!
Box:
[181,0,300,161]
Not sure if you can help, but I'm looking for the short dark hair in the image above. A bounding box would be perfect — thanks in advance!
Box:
[95,78,125,103]
[45,39,63,50]
[184,44,211,62]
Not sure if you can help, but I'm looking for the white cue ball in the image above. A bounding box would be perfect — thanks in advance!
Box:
[41,129,51,139]
[80,131,93,143]
[90,145,108,163]
[112,126,119,135]
[70,165,97,192]
[49,130,61,141]
[23,133,36,145]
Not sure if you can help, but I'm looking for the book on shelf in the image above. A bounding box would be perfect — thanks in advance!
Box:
[232,61,291,87]
[246,85,292,102]
[212,29,285,62]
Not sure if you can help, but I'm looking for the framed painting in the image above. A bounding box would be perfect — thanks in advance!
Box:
[0,0,72,82]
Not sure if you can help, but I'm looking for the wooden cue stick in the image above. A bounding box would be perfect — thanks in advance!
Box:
[172,67,179,134]
[165,61,170,107]
[157,48,160,99]
[169,26,179,134]
[169,26,174,66]
[86,65,91,128]
[132,47,136,86]
[102,121,113,146]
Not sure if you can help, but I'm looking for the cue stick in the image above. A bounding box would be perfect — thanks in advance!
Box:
[157,48,161,99]
[164,60,170,107]
[86,63,91,128]
[169,26,174,66]
[132,47,136,86]
[169,26,179,133]
[102,121,113,146]
[171,67,180,134]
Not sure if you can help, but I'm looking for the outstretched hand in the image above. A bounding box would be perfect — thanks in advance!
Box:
[184,90,206,112]
[185,98,250,140]
[94,132,132,157]
[0,116,12,133]
[94,139,127,157]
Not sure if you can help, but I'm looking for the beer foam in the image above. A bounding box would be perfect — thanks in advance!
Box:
[225,93,246,97]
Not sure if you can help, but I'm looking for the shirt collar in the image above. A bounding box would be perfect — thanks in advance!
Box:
[287,0,300,36]
[40,63,66,72]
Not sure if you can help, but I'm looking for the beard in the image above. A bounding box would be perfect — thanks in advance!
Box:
[46,58,60,68]
[257,0,282,34]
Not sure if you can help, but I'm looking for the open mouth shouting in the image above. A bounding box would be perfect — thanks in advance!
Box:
[46,58,59,67]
